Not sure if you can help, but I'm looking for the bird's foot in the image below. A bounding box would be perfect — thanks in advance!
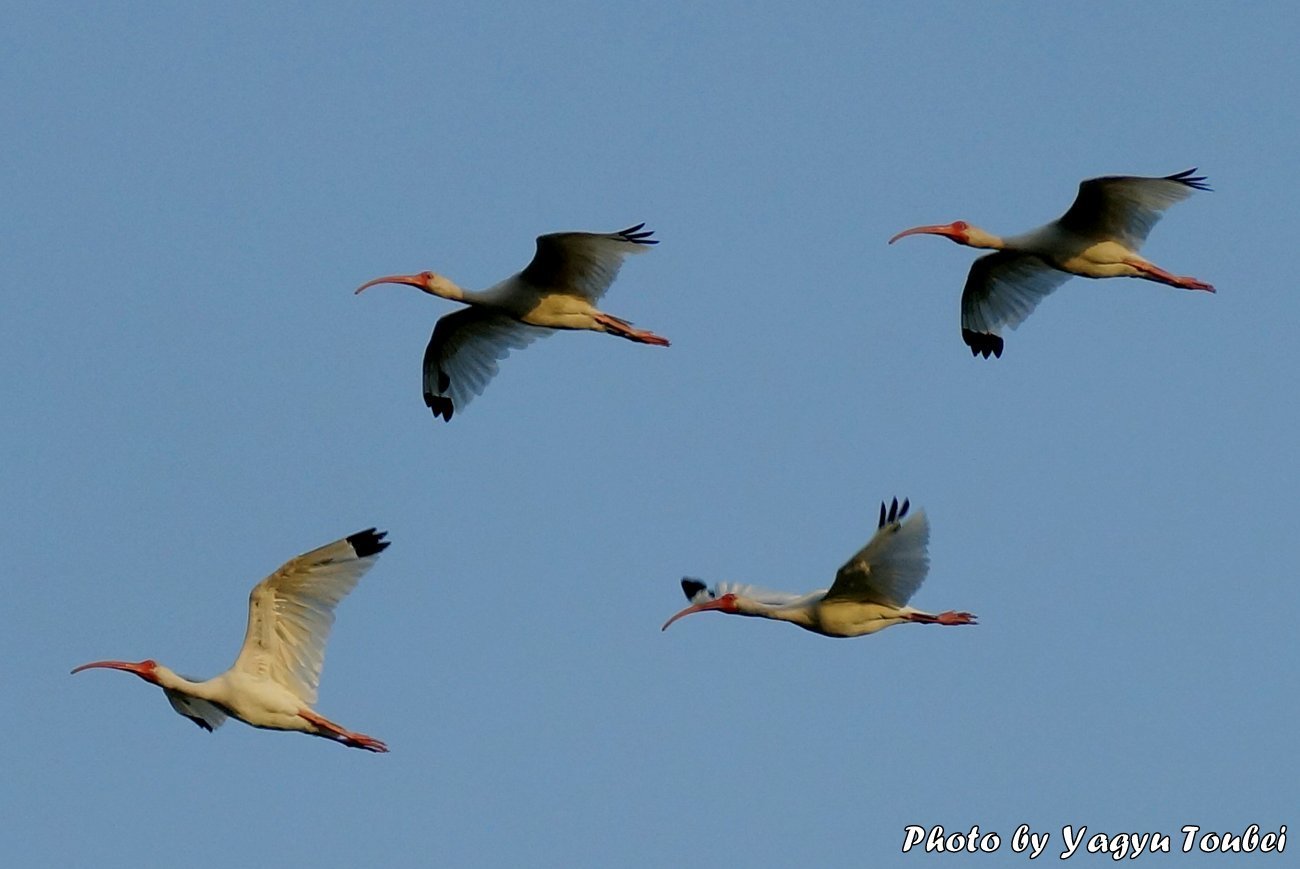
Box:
[935,610,977,626]
[300,708,389,753]
[630,329,671,347]
[1176,275,1216,293]
[1126,260,1215,293]
[344,732,390,753]
[594,312,671,346]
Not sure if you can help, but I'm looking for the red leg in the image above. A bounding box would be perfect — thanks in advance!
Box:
[908,610,977,626]
[593,312,671,346]
[1125,259,1216,293]
[299,709,389,753]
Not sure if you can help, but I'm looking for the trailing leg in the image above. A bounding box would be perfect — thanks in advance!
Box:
[592,312,670,346]
[299,708,389,753]
[907,610,977,626]
[1125,259,1215,292]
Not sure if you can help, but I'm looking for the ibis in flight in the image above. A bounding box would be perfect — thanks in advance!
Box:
[356,224,668,421]
[889,169,1215,358]
[661,498,976,637]
[72,529,391,752]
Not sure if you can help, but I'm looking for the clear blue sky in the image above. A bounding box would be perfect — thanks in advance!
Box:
[4,3,1296,866]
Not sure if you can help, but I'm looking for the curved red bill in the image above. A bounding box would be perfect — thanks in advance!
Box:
[354,274,426,295]
[660,598,732,631]
[70,659,156,680]
[888,223,962,244]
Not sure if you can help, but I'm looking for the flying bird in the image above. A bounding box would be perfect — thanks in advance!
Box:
[889,169,1215,358]
[356,224,668,421]
[661,498,975,637]
[71,529,391,752]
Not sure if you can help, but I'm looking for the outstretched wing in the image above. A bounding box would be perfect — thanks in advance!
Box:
[517,224,657,302]
[824,499,930,606]
[422,308,551,421]
[678,577,824,608]
[164,687,228,732]
[960,251,1071,358]
[1057,169,1209,250]
[233,529,390,705]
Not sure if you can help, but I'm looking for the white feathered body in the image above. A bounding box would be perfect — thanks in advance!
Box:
[472,278,607,331]
[1005,224,1154,281]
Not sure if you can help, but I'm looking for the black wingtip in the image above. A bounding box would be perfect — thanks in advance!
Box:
[681,578,707,601]
[962,328,1003,359]
[879,497,911,528]
[348,528,391,558]
[1166,167,1212,192]
[426,394,454,422]
[618,223,658,245]
[185,714,214,733]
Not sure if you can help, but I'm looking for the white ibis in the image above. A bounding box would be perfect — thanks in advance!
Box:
[356,224,668,421]
[661,498,975,637]
[889,169,1215,358]
[71,529,391,753]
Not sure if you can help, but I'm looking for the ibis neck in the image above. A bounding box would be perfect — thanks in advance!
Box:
[964,227,1006,251]
[153,665,220,699]
[745,601,818,630]
[430,270,529,306]
[426,279,469,303]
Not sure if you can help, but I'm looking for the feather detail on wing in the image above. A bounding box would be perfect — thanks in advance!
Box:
[517,224,657,302]
[960,251,1071,358]
[1057,169,1209,250]
[233,529,389,705]
[423,308,550,421]
[824,503,930,606]
[164,687,228,732]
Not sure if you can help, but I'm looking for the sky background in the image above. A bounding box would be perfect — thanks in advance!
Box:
[3,3,1297,866]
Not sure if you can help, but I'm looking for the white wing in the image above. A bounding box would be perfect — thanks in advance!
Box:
[679,577,824,608]
[824,500,930,606]
[233,529,389,705]
[517,224,657,302]
[423,308,550,421]
[165,687,228,732]
[960,251,1071,358]
[1057,169,1209,250]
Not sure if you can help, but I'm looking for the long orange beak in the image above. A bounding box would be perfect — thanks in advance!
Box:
[888,223,963,244]
[354,274,427,295]
[71,659,151,678]
[661,598,732,631]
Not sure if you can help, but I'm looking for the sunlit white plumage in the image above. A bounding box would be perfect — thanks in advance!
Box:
[356,224,669,421]
[661,499,976,638]
[71,529,391,752]
[889,169,1215,358]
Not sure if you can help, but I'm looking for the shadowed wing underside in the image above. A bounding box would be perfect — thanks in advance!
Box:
[517,224,657,302]
[164,687,228,731]
[1057,169,1209,250]
[960,251,1071,358]
[422,307,551,421]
